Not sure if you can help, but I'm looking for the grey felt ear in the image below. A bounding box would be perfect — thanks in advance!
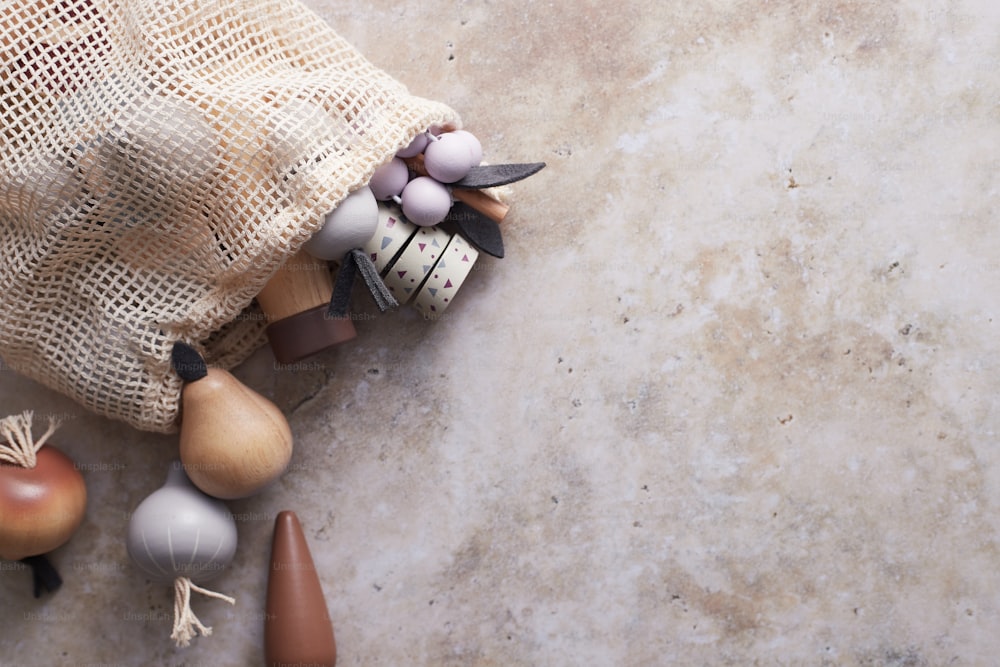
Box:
[446,202,504,258]
[352,250,397,312]
[327,248,398,318]
[454,162,545,189]
[327,251,356,318]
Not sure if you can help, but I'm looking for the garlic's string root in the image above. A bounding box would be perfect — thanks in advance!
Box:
[170,576,236,647]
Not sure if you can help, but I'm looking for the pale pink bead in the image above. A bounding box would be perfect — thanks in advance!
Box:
[401,176,452,226]
[369,157,409,200]
[423,133,474,183]
[452,130,483,166]
[396,132,430,158]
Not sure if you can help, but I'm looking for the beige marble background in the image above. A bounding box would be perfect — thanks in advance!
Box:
[2,0,999,665]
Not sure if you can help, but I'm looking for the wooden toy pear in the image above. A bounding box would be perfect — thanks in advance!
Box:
[172,342,292,499]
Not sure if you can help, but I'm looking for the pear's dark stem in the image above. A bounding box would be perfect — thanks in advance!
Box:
[171,341,208,382]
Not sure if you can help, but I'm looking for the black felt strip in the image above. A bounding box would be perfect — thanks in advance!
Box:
[447,202,505,258]
[171,342,208,382]
[327,252,358,318]
[454,162,546,189]
[21,554,62,598]
[351,249,398,312]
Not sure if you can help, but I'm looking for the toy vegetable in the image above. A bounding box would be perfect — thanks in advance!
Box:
[256,248,358,364]
[0,411,87,597]
[265,511,336,666]
[126,461,238,646]
[172,342,292,499]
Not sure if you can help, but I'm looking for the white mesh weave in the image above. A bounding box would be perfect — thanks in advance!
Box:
[0,0,457,432]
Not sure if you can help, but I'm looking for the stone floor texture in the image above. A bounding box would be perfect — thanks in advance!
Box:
[2,0,999,665]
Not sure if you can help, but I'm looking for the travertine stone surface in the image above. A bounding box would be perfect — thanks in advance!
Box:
[2,1,998,665]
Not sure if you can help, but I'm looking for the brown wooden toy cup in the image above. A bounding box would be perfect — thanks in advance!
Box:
[256,248,356,363]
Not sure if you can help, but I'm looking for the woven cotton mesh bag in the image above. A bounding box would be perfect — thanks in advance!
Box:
[0,0,458,432]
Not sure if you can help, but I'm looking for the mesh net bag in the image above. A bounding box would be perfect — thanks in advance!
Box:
[0,0,458,433]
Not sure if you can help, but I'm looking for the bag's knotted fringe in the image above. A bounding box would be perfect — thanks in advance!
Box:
[0,410,61,469]
[170,576,236,648]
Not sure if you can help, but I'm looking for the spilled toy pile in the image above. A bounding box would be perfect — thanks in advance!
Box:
[0,0,542,663]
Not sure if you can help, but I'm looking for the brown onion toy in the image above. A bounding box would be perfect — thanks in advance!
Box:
[0,411,87,596]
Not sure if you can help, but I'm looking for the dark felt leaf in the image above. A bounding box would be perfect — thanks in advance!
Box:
[328,250,398,317]
[454,162,546,189]
[447,202,505,258]
[351,248,397,312]
[327,251,357,318]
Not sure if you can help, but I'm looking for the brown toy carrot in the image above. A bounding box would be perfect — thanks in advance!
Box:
[265,511,337,666]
